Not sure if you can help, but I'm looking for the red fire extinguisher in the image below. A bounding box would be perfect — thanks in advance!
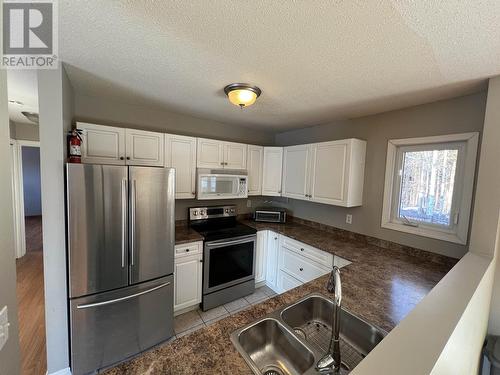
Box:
[68,129,83,163]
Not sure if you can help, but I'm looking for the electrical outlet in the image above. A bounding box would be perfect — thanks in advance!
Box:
[0,306,9,351]
[247,199,252,208]
[346,214,353,224]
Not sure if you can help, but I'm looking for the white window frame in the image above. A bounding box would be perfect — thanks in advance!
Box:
[381,132,479,244]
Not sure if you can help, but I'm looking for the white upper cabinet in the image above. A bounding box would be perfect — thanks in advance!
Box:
[165,134,197,199]
[125,129,164,166]
[282,144,312,200]
[197,138,247,169]
[224,142,247,169]
[310,139,366,207]
[281,139,366,207]
[196,138,224,168]
[78,122,126,165]
[262,147,283,196]
[79,122,164,167]
[247,145,263,196]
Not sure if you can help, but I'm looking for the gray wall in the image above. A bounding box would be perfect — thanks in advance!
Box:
[9,120,40,141]
[0,71,21,375]
[275,92,487,259]
[175,196,268,221]
[74,94,275,145]
[38,66,74,374]
[474,76,500,334]
[22,146,42,216]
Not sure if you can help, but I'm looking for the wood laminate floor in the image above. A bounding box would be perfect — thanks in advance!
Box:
[16,215,46,375]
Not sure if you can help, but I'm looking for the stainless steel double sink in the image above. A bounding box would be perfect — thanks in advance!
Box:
[230,294,387,375]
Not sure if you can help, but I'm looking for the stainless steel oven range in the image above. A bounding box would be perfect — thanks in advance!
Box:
[189,205,257,311]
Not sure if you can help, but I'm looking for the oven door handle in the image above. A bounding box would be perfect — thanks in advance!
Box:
[205,235,256,247]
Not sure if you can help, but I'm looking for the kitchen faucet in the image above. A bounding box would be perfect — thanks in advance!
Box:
[316,266,342,374]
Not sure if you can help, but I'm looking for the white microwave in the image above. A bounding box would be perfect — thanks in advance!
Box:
[197,169,248,200]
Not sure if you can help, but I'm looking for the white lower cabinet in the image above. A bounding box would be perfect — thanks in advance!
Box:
[255,230,268,284]
[265,231,280,291]
[334,255,352,269]
[263,231,351,294]
[277,270,302,293]
[278,246,330,285]
[174,241,203,314]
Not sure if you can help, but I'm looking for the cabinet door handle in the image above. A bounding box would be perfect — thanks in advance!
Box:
[186,249,190,252]
[299,268,304,271]
[126,156,130,160]
[300,248,304,251]
[120,156,124,160]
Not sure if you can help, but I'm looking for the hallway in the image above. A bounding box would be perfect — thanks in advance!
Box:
[16,216,46,375]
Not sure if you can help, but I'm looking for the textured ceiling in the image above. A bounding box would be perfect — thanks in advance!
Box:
[54,1,499,130]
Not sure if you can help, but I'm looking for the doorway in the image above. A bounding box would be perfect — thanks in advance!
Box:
[10,139,46,375]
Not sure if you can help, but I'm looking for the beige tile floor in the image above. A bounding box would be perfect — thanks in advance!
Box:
[173,285,277,338]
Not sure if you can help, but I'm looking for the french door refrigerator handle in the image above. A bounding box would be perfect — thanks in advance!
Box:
[130,179,136,266]
[121,179,127,268]
[76,282,171,309]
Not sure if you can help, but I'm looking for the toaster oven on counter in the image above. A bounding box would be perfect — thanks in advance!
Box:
[253,208,287,223]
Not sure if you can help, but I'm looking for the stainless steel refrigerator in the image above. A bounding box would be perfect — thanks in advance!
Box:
[66,164,175,375]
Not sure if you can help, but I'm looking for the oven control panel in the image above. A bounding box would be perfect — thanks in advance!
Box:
[189,205,237,221]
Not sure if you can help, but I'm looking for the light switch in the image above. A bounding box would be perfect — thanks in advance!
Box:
[0,306,9,351]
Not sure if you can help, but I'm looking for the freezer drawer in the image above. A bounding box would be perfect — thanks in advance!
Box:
[69,275,174,375]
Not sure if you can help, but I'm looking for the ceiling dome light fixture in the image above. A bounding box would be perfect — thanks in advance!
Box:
[224,83,261,108]
[22,111,39,124]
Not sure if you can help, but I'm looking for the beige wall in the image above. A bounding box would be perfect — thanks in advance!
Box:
[275,92,487,259]
[479,76,500,334]
[74,94,275,145]
[431,249,497,374]
[351,77,500,375]
[38,66,74,374]
[0,70,21,375]
[9,120,39,141]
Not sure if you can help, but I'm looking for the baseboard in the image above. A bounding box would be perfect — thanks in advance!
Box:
[173,303,199,317]
[255,280,266,288]
[47,367,72,375]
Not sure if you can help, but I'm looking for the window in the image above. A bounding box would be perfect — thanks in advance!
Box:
[382,133,479,244]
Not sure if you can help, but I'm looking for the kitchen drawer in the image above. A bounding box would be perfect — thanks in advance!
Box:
[277,269,302,293]
[174,241,203,258]
[280,236,333,268]
[279,246,330,283]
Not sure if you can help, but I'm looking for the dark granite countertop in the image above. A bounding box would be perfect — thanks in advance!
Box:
[175,225,204,244]
[107,220,456,375]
